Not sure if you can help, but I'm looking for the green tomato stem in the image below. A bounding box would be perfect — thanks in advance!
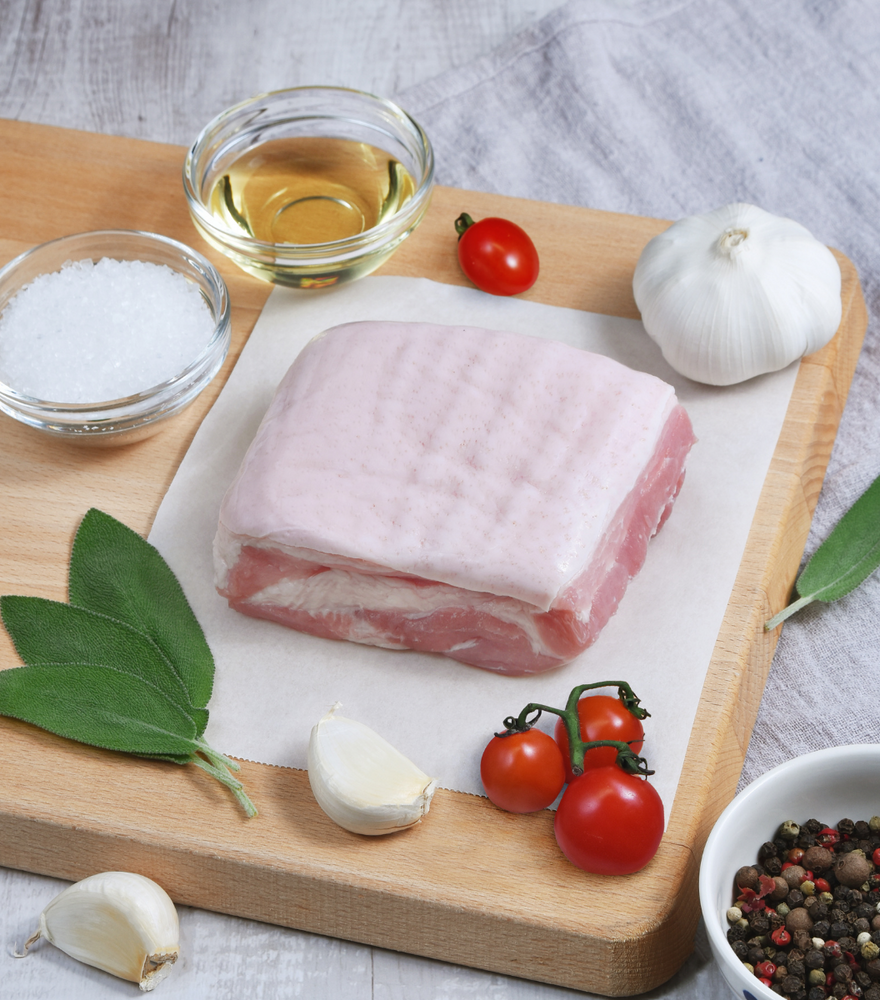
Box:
[454,212,475,241]
[501,680,654,778]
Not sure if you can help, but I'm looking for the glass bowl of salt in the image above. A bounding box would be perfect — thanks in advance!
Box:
[0,230,230,444]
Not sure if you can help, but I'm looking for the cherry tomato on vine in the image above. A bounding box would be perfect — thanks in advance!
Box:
[480,729,566,813]
[553,765,664,875]
[455,213,540,296]
[553,695,644,783]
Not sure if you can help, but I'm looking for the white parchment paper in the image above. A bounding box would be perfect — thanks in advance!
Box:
[149,274,799,817]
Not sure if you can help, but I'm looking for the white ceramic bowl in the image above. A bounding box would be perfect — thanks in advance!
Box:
[699,744,880,1000]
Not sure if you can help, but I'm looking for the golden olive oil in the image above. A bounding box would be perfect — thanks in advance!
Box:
[208,137,416,245]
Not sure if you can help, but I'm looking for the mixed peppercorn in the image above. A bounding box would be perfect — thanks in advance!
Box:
[727,817,880,1000]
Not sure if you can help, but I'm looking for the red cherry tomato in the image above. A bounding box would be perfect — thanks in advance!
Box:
[553,765,664,875]
[553,695,644,782]
[456,214,539,296]
[480,729,566,813]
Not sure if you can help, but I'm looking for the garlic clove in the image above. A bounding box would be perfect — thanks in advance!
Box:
[308,703,438,835]
[15,871,179,991]
[632,202,842,386]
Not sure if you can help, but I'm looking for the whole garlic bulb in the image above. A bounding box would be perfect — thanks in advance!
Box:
[15,871,179,991]
[308,703,437,835]
[632,203,842,385]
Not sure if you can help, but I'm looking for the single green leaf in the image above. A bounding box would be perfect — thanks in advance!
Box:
[0,595,209,736]
[0,662,199,757]
[68,508,214,709]
[766,472,880,630]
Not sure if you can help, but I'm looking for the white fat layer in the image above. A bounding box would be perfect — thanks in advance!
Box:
[242,561,577,657]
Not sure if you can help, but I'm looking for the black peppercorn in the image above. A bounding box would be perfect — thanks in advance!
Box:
[782,974,805,994]
[805,819,824,835]
[866,987,880,1000]
[831,921,851,940]
[808,988,827,1000]
[749,912,771,935]
[792,932,811,954]
[788,958,807,977]
[787,889,806,908]
[834,962,853,983]
[805,949,826,970]
[759,841,779,862]
[731,940,749,960]
[727,924,747,943]
[868,959,880,982]
[764,856,783,877]
[747,945,766,965]
[839,819,856,837]
[813,920,831,939]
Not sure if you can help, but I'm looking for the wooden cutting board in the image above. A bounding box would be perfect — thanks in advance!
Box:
[0,118,868,996]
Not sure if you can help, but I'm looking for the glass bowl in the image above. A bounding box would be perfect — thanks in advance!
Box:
[699,744,880,1000]
[183,86,435,288]
[0,230,231,445]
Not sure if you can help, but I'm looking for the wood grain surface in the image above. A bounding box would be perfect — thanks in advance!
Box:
[0,118,868,996]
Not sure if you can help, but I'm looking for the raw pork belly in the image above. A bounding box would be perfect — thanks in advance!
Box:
[214,321,695,675]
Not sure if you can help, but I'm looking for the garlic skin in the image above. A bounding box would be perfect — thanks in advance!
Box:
[632,203,842,385]
[17,872,179,991]
[308,703,438,835]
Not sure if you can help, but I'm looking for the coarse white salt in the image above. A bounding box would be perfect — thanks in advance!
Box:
[0,257,216,403]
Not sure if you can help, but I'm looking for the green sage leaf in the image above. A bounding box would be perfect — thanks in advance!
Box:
[766,471,880,629]
[0,507,256,816]
[0,595,209,736]
[68,508,214,709]
[0,662,199,758]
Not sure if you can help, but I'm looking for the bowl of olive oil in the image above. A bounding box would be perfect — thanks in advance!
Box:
[183,87,434,288]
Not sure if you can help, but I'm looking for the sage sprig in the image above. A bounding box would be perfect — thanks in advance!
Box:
[0,508,256,817]
[765,471,880,630]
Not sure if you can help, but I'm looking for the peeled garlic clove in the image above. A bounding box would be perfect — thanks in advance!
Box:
[633,202,842,385]
[308,703,438,835]
[15,871,179,991]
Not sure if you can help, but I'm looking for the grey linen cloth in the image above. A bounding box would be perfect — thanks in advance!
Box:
[395,2,880,993]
